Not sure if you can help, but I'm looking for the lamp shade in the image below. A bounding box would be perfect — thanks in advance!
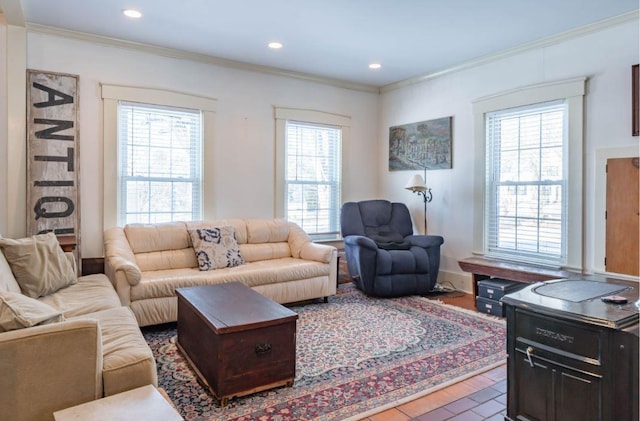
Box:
[405,174,427,192]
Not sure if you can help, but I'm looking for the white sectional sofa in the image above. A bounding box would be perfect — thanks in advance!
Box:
[104,219,337,326]
[0,233,157,421]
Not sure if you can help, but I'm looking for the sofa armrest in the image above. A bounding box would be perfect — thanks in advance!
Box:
[300,242,336,264]
[0,319,103,421]
[287,222,312,258]
[104,227,142,286]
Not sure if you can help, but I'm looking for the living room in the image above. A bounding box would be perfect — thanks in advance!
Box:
[0,1,638,420]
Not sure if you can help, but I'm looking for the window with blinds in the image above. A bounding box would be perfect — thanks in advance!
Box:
[285,120,341,240]
[485,100,567,266]
[118,101,202,224]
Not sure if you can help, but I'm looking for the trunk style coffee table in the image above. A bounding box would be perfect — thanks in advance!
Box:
[176,282,298,406]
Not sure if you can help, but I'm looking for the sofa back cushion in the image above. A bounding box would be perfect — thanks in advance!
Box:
[245,219,290,244]
[187,219,248,244]
[123,218,296,271]
[189,219,293,262]
[241,219,292,262]
[124,222,197,272]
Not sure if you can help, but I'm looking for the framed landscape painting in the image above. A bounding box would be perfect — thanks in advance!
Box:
[389,116,452,171]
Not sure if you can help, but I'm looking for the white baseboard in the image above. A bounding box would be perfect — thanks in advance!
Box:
[437,270,473,294]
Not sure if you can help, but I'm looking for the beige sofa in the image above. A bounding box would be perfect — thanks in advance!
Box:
[0,234,157,421]
[104,219,337,326]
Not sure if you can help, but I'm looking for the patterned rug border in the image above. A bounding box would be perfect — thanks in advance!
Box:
[344,359,505,420]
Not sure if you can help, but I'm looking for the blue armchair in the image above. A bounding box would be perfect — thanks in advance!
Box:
[340,200,444,297]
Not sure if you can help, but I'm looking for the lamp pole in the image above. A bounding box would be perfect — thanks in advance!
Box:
[405,167,432,235]
[418,189,432,234]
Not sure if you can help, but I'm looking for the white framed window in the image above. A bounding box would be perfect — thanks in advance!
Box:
[102,85,217,228]
[118,102,202,224]
[485,101,567,265]
[275,107,350,241]
[472,78,585,270]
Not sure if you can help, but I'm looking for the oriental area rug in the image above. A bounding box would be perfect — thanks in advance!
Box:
[142,284,506,421]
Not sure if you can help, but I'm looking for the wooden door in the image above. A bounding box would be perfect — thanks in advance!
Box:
[605,157,639,276]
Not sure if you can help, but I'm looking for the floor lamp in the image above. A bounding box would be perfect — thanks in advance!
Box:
[405,170,432,235]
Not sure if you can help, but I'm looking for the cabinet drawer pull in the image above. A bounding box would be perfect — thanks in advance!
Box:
[255,343,272,355]
[525,346,535,367]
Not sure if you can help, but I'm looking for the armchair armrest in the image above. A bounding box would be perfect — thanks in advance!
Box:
[407,234,445,249]
[0,319,103,421]
[104,227,142,286]
[344,235,378,251]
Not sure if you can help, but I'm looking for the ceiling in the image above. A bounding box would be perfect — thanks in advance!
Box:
[3,0,638,89]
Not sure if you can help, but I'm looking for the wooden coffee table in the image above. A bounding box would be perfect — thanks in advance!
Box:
[176,282,298,406]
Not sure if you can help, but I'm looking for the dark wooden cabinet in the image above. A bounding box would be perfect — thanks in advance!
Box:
[502,277,639,421]
[176,283,298,406]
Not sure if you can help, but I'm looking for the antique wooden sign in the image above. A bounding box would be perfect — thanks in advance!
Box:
[26,70,80,246]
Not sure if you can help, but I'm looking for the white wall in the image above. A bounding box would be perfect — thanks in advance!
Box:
[2,16,637,278]
[16,31,379,257]
[380,19,640,290]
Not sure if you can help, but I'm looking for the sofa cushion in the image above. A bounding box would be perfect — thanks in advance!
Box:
[0,245,21,293]
[245,219,290,243]
[38,274,122,317]
[131,248,197,273]
[0,233,76,298]
[0,292,64,332]
[124,222,189,254]
[239,242,292,262]
[129,258,330,301]
[69,306,157,396]
[188,226,245,270]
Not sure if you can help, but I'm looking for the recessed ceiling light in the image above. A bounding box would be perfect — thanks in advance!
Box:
[268,42,283,49]
[369,63,382,70]
[123,9,142,19]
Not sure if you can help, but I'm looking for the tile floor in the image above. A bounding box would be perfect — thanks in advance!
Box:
[362,364,507,421]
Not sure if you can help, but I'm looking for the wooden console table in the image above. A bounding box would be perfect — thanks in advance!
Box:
[56,235,77,252]
[458,256,579,301]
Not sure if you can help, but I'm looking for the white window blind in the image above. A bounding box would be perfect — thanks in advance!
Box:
[485,100,567,266]
[118,101,202,224]
[285,120,342,240]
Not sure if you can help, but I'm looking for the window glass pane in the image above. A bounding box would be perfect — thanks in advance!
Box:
[485,100,566,265]
[285,121,341,239]
[118,102,202,225]
[541,147,562,180]
[126,180,149,214]
[519,148,540,182]
[499,151,518,182]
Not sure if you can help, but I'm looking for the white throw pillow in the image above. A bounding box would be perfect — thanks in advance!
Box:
[188,226,245,271]
[0,232,77,298]
[0,292,65,332]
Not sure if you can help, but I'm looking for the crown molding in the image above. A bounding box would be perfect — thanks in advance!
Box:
[25,22,380,94]
[380,10,639,94]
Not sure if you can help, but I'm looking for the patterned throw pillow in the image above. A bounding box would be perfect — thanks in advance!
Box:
[188,226,245,271]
